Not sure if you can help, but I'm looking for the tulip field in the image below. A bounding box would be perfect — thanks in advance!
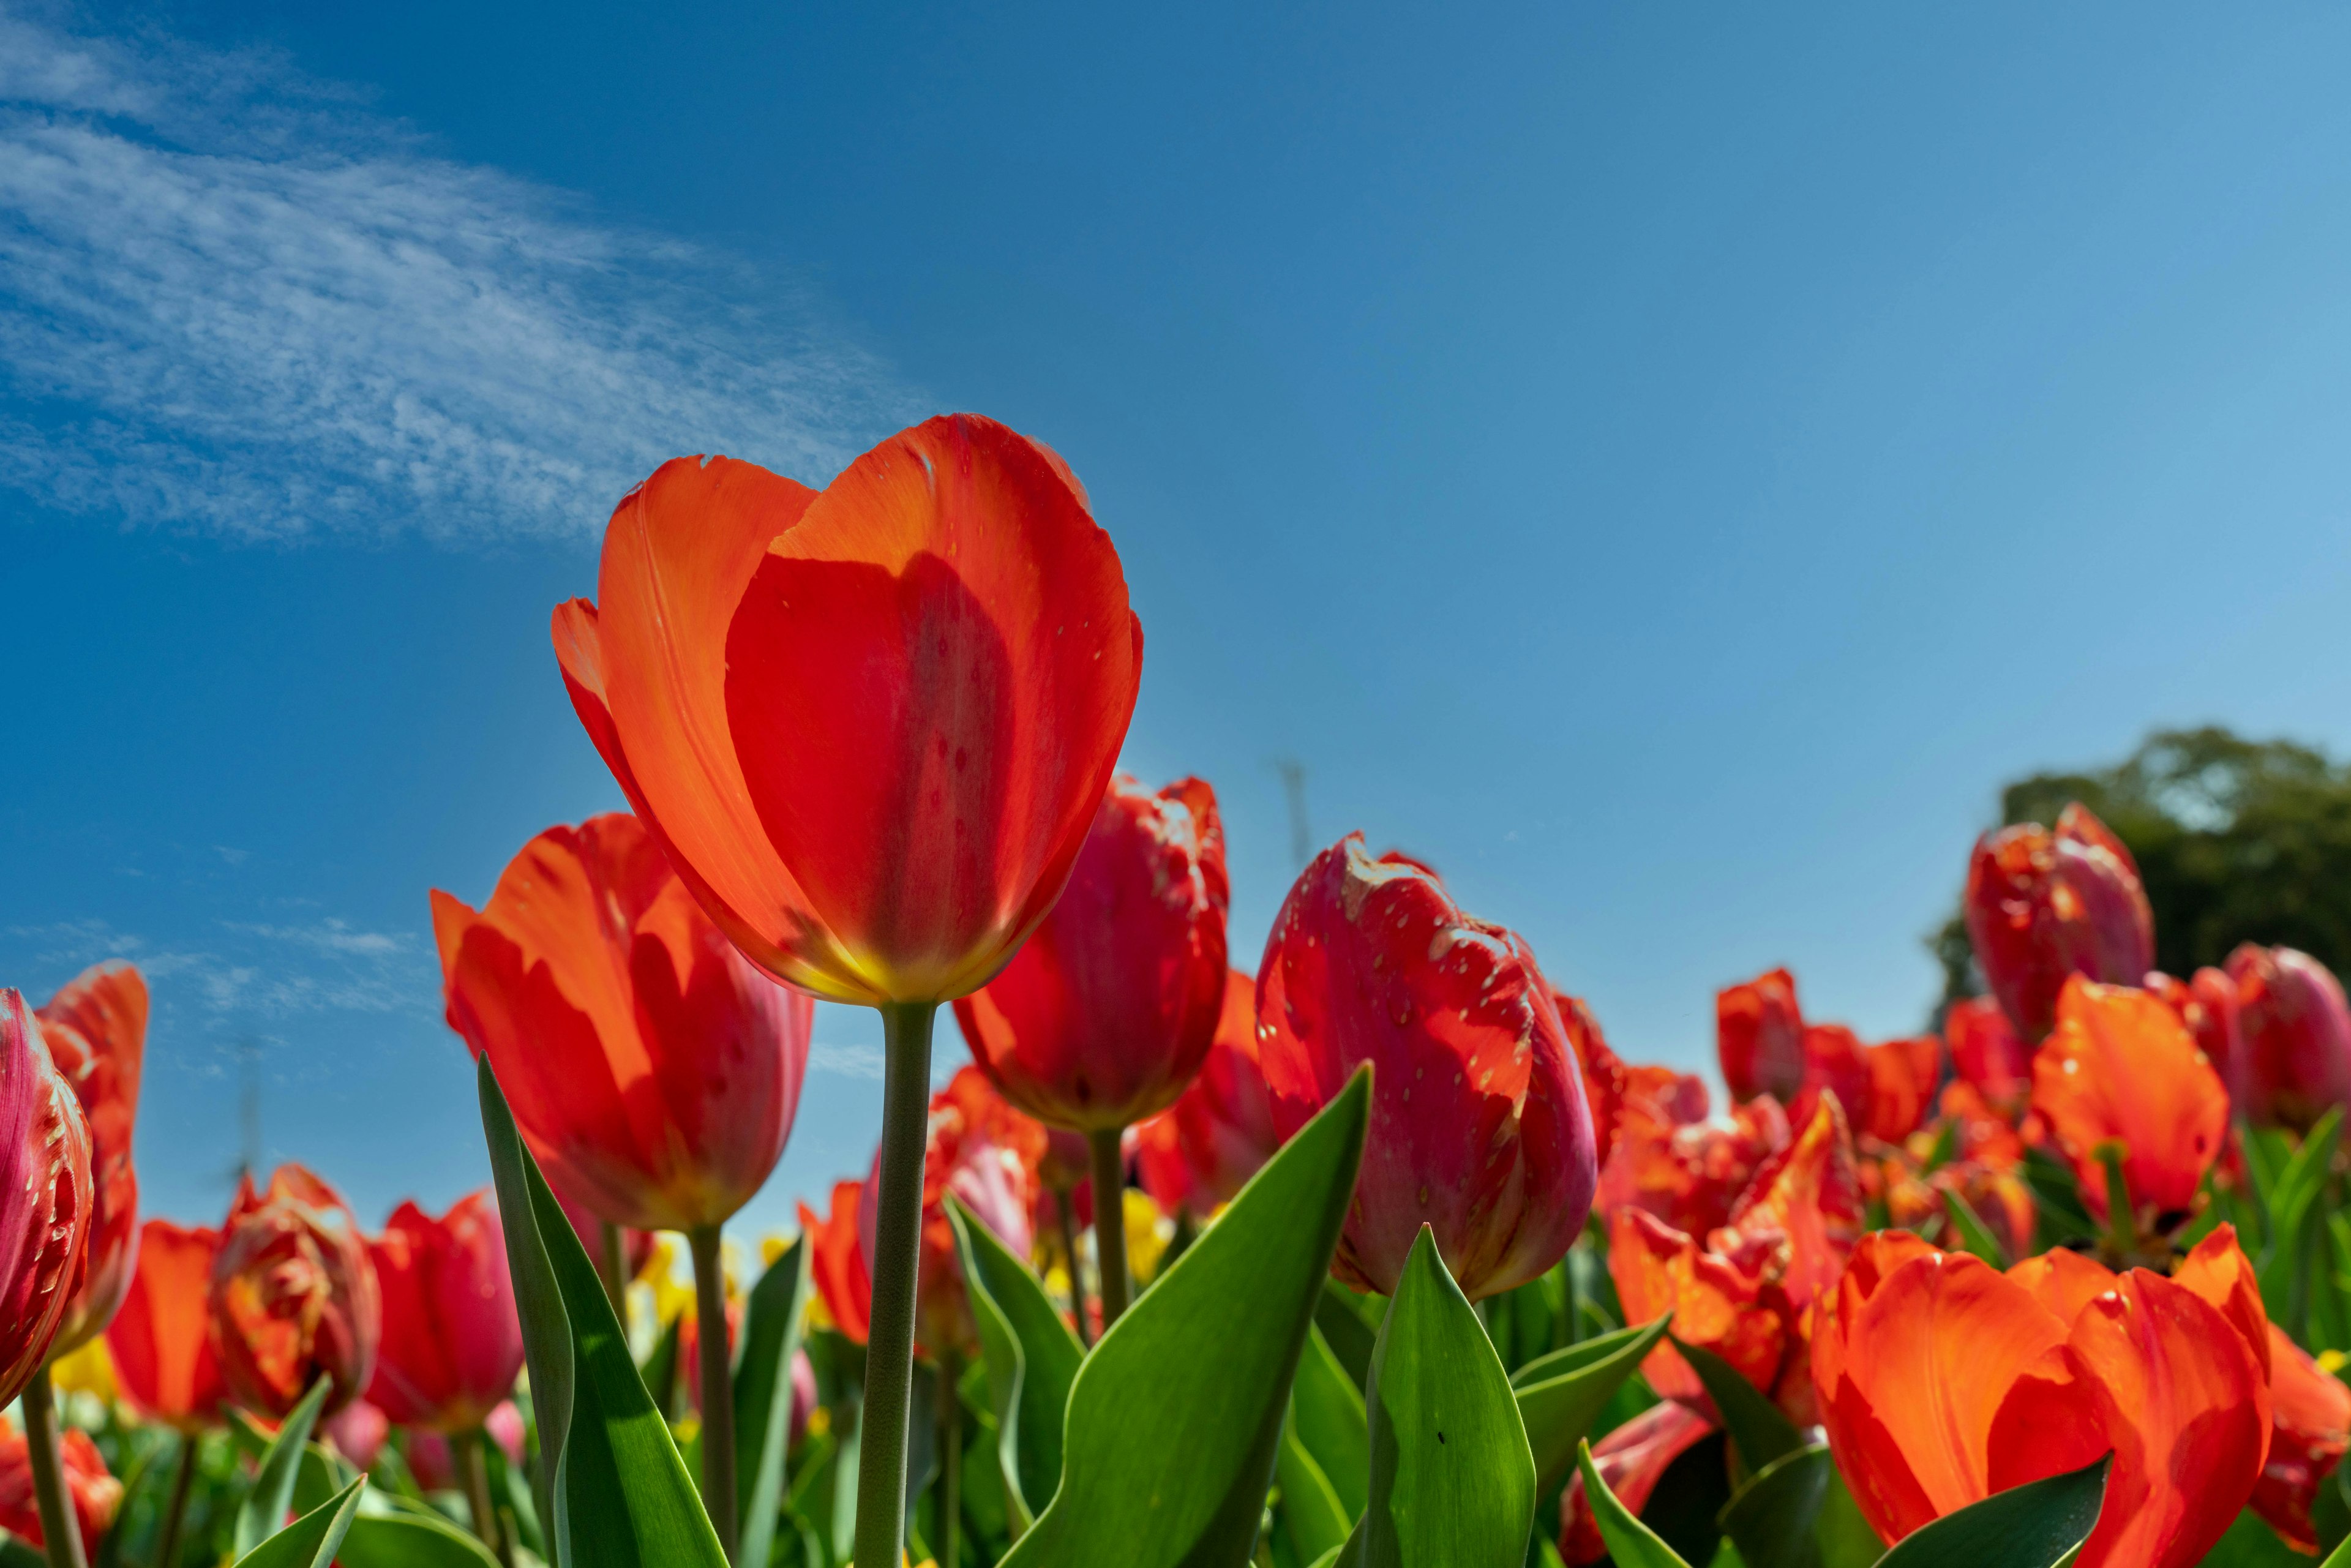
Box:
[7,414,2351,1568]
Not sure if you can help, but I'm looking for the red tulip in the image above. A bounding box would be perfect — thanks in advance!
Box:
[550,415,1142,1008]
[36,961,146,1354]
[1815,1236,2267,1568]
[367,1193,525,1432]
[106,1220,227,1431]
[2029,978,2227,1229]
[2252,1324,2351,1551]
[1608,1207,1789,1408]
[1597,1092,1787,1242]
[2145,967,2243,1103]
[1131,970,1279,1220]
[1943,996,2031,1108]
[1717,968,1804,1105]
[1856,1035,1942,1146]
[1554,991,1627,1169]
[801,1180,873,1344]
[1558,1401,1717,1565]
[954,773,1228,1129]
[2226,944,2351,1132]
[0,991,93,1410]
[1721,1094,1863,1312]
[209,1165,381,1417]
[324,1398,391,1470]
[433,812,813,1232]
[1964,803,2154,1043]
[0,1420,118,1558]
[1258,835,1597,1300]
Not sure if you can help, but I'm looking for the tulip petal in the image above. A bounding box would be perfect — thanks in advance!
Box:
[2030,978,2227,1223]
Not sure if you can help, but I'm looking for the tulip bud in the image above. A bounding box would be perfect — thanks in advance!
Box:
[106,1219,228,1432]
[0,992,94,1409]
[209,1165,381,1416]
[1258,835,1597,1301]
[955,775,1228,1131]
[367,1193,525,1433]
[2145,966,2243,1105]
[2225,945,2351,1132]
[1964,803,2154,1042]
[35,962,146,1356]
[1717,968,1805,1105]
[1943,996,2031,1106]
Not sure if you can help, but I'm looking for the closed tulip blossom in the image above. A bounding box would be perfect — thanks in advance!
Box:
[2030,978,2227,1238]
[107,1220,228,1433]
[0,992,93,1412]
[35,962,146,1356]
[2225,944,2351,1131]
[2145,967,2243,1103]
[367,1193,523,1432]
[209,1165,380,1417]
[1717,968,1805,1105]
[1131,969,1280,1222]
[955,773,1227,1321]
[1259,836,1598,1302]
[552,415,1140,1561]
[1964,803,2154,1043]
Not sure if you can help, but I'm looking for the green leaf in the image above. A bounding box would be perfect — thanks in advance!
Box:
[334,1511,502,1568]
[1278,1416,1355,1562]
[2022,1147,2096,1248]
[1870,1455,2107,1568]
[1512,1315,1671,1496]
[1938,1188,2011,1269]
[949,1193,1084,1530]
[1316,1283,1385,1392]
[233,1376,334,1555]
[1674,1339,1803,1477]
[2202,1510,2315,1567]
[478,1055,728,1568]
[997,1064,1371,1567]
[639,1313,683,1422]
[233,1476,367,1568]
[1291,1326,1370,1520]
[0,1534,45,1568]
[1359,1226,1536,1567]
[733,1235,813,1568]
[1576,1438,1695,1568]
[1715,1444,1878,1568]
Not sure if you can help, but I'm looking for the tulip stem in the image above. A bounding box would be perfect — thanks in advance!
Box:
[1089,1127,1130,1328]
[455,1428,509,1566]
[937,1350,962,1568]
[156,1432,198,1568]
[598,1220,630,1320]
[853,1000,938,1568]
[689,1223,738,1562]
[21,1367,87,1568]
[1052,1187,1092,1346]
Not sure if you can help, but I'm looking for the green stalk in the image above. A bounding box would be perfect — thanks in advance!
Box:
[154,1433,199,1568]
[599,1220,631,1321]
[1052,1187,1092,1347]
[937,1349,962,1568]
[852,1002,939,1568]
[2095,1139,2137,1258]
[689,1223,739,1562]
[455,1428,509,1566]
[21,1367,87,1568]
[1089,1127,1131,1327]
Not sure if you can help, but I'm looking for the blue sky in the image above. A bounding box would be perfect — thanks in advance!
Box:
[7,1,2351,1240]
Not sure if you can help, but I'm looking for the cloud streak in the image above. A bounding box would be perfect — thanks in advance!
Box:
[0,6,906,541]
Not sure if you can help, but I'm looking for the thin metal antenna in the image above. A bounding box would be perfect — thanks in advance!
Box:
[1273,758,1311,869]
[237,1037,261,1182]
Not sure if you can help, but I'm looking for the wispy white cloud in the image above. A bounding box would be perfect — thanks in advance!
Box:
[0,5,907,541]
[6,913,429,1019]
[809,1041,886,1081]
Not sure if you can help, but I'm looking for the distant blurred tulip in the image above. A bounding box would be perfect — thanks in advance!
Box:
[1858,1035,1943,1145]
[1717,968,1804,1105]
[1598,1092,1787,1241]
[0,991,93,1410]
[956,775,1228,1130]
[0,1419,118,1559]
[551,1178,653,1285]
[1609,1207,1788,1408]
[2254,1325,2351,1551]
[106,1220,227,1431]
[789,1349,819,1449]
[324,1398,389,1471]
[1722,1094,1864,1311]
[408,1402,525,1493]
[550,414,1142,1009]
[209,1165,380,1417]
[2030,978,2227,1231]
[36,961,146,1356]
[2145,967,2243,1103]
[1554,991,1627,1168]
[367,1193,524,1433]
[1131,970,1279,1220]
[801,1180,872,1344]
[1259,835,1597,1301]
[434,813,812,1234]
[1559,1401,1717,1565]
[1964,803,2154,1042]
[2226,944,2351,1132]
[1943,996,2031,1107]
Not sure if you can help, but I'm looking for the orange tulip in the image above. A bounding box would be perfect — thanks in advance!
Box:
[1558,1401,1717,1566]
[1608,1207,1788,1406]
[0,991,93,1409]
[209,1165,381,1417]
[0,1419,118,1558]
[1719,967,1805,1105]
[550,415,1142,1009]
[1858,1035,1943,1146]
[1259,835,1597,1300]
[2145,966,2243,1108]
[2253,1324,2351,1551]
[1964,803,2153,1043]
[1131,970,1280,1220]
[1597,1091,1787,1241]
[1944,996,2031,1108]
[1722,1095,1864,1311]
[955,774,1228,1131]
[2029,978,2226,1230]
[367,1193,525,1433]
[433,813,813,1232]
[801,1180,872,1344]
[105,1220,228,1431]
[36,961,146,1355]
[2227,944,2351,1133]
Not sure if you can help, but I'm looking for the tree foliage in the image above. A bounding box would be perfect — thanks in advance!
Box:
[1933,727,2351,1010]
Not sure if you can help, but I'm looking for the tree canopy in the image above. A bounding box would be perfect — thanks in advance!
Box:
[1932,726,2351,1011]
